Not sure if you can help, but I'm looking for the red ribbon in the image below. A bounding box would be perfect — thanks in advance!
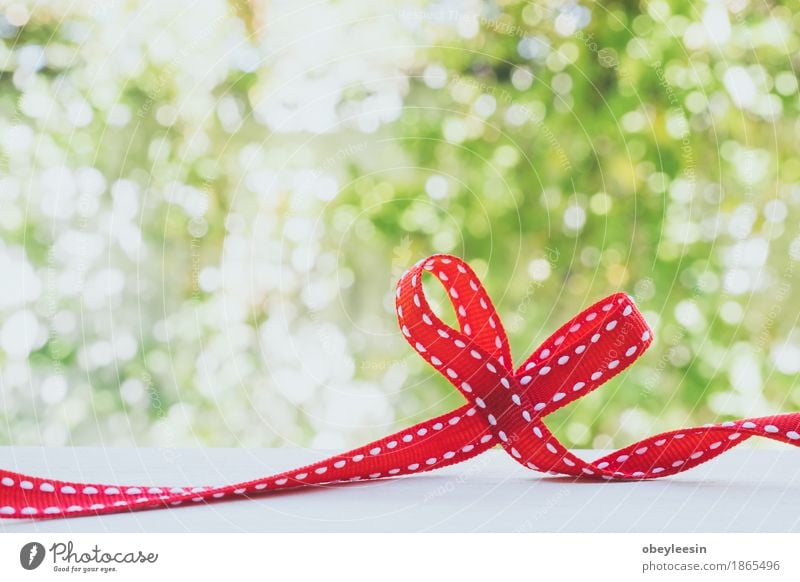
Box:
[2,253,800,519]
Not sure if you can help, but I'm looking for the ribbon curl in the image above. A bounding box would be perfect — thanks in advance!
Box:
[2,253,799,519]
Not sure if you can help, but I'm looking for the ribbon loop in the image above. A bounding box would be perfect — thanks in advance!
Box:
[3,253,800,520]
[397,255,511,371]
[519,292,652,418]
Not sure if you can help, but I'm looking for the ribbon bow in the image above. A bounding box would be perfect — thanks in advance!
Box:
[2,253,799,519]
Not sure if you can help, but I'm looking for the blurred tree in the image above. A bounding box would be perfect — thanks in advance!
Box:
[0,0,798,452]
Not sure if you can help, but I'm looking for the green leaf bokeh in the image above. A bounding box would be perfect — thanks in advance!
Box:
[1,0,798,451]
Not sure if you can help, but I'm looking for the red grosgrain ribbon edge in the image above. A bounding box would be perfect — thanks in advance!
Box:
[3,253,800,520]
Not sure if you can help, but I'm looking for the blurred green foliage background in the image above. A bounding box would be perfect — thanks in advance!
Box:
[1,0,799,451]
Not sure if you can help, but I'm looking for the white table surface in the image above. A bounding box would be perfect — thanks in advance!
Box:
[1,446,799,533]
